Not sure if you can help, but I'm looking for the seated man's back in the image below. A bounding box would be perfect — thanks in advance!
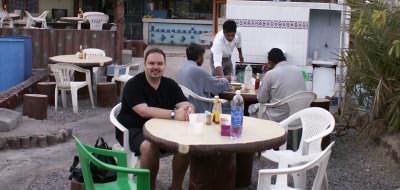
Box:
[177,44,230,113]
[257,48,306,122]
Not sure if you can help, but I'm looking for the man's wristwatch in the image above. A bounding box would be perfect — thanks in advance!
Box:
[170,110,175,120]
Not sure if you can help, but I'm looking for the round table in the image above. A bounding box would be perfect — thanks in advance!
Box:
[49,54,112,68]
[144,114,286,190]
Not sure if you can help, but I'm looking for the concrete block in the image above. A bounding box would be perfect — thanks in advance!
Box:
[0,108,22,132]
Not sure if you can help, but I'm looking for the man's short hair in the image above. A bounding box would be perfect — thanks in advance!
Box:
[186,43,205,61]
[268,48,286,64]
[144,48,166,63]
[223,20,237,33]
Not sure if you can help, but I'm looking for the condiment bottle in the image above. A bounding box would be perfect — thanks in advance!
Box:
[212,96,222,124]
[255,73,260,90]
[78,45,84,59]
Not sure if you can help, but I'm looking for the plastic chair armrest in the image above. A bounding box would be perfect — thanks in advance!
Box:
[84,70,91,83]
[302,130,332,155]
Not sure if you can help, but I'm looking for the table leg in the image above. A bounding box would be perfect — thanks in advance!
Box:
[235,152,254,187]
[189,153,235,190]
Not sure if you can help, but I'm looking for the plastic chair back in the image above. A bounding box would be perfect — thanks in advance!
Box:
[83,48,106,56]
[83,12,105,18]
[179,84,228,104]
[73,136,150,190]
[50,63,78,88]
[258,91,316,122]
[110,103,138,168]
[24,10,48,28]
[257,142,334,190]
[85,14,109,30]
[281,107,335,154]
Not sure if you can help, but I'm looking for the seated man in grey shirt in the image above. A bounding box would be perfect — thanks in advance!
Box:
[177,43,230,113]
[257,48,306,122]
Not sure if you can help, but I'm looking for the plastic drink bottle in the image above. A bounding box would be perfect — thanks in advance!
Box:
[230,90,244,139]
[244,65,253,88]
[255,73,260,90]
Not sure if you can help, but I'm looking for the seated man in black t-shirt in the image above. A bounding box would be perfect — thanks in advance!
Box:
[117,48,194,190]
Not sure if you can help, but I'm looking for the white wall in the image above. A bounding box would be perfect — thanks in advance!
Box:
[226,0,347,66]
[227,0,310,65]
[38,0,74,16]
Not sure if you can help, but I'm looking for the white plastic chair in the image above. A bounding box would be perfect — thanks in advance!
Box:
[77,48,106,83]
[0,11,13,28]
[257,142,334,190]
[83,48,106,56]
[85,14,109,31]
[110,103,138,169]
[258,91,317,122]
[25,10,49,28]
[77,12,105,30]
[259,91,316,149]
[49,63,95,113]
[262,107,335,189]
[179,84,228,104]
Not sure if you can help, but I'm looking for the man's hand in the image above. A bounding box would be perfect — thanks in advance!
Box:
[239,56,244,63]
[215,66,224,78]
[175,105,193,121]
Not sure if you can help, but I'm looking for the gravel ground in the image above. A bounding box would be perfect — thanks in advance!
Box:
[24,99,400,190]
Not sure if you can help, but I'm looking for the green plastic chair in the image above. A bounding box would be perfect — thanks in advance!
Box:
[73,136,150,190]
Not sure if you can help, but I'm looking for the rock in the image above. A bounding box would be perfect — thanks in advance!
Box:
[37,135,47,147]
[0,108,22,132]
[20,136,30,148]
[0,137,8,150]
[47,134,57,145]
[30,135,38,147]
[7,136,20,149]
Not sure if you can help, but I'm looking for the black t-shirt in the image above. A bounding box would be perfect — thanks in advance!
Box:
[117,72,187,130]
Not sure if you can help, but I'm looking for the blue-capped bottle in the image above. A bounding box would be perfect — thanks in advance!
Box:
[230,90,244,139]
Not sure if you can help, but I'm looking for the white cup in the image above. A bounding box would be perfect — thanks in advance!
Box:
[189,114,203,134]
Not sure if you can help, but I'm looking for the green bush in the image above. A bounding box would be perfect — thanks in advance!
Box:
[344,0,400,131]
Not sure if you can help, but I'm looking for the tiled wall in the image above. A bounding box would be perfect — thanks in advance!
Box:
[227,2,310,65]
[147,23,212,45]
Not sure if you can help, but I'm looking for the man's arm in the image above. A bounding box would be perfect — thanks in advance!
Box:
[176,101,194,121]
[214,66,224,78]
[237,48,244,63]
[132,103,174,120]
[202,69,230,94]
[257,74,272,103]
[211,39,225,77]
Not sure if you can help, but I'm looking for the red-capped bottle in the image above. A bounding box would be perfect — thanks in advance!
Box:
[255,73,260,90]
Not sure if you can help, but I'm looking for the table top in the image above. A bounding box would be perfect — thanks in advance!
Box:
[143,114,286,155]
[60,17,84,22]
[49,54,112,67]
[8,13,20,18]
[220,83,258,102]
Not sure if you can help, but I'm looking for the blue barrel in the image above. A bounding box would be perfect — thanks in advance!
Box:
[0,36,32,79]
[0,38,25,92]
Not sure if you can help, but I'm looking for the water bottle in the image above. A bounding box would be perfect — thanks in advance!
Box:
[244,65,253,88]
[230,90,244,139]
